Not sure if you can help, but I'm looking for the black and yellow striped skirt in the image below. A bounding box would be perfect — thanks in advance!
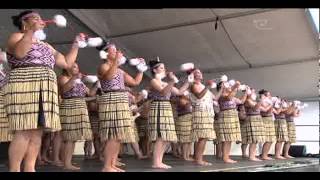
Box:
[89,111,99,134]
[286,121,296,143]
[60,98,92,141]
[242,115,265,144]
[239,120,248,144]
[0,89,12,142]
[191,109,216,141]
[148,100,177,142]
[136,116,148,137]
[262,116,276,142]
[4,66,60,132]
[175,113,193,143]
[274,119,289,142]
[98,91,135,143]
[216,109,241,142]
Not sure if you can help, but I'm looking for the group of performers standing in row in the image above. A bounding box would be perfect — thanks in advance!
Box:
[0,10,302,172]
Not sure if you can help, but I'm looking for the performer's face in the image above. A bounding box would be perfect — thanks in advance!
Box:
[266,92,271,98]
[154,63,166,74]
[70,63,80,75]
[23,13,45,31]
[107,45,117,60]
[193,69,203,80]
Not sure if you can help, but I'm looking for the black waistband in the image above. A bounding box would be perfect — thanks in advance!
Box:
[178,112,192,117]
[262,115,273,117]
[11,64,52,70]
[220,108,236,111]
[103,89,127,93]
[247,114,261,116]
[63,96,85,99]
[152,99,170,102]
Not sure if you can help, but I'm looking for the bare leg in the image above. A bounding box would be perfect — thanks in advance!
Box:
[101,139,120,172]
[241,144,248,158]
[182,143,192,161]
[261,142,273,160]
[283,142,294,158]
[152,138,167,169]
[187,143,194,160]
[92,134,100,159]
[222,141,237,163]
[52,131,63,166]
[131,143,148,159]
[275,142,286,159]
[215,143,223,159]
[8,131,32,172]
[194,138,211,166]
[249,143,262,161]
[64,141,80,170]
[41,133,51,163]
[23,129,43,172]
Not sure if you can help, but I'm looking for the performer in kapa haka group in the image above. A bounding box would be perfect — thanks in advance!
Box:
[4,10,84,172]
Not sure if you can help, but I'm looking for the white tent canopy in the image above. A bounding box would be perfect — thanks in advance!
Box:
[0,8,318,100]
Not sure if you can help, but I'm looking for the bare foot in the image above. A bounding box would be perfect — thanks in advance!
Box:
[184,157,194,161]
[195,160,212,166]
[52,160,64,167]
[242,155,249,159]
[112,165,125,172]
[261,156,273,160]
[249,157,262,162]
[223,158,237,163]
[152,164,169,169]
[137,155,148,160]
[64,164,81,171]
[161,163,172,169]
[284,155,294,159]
[275,156,286,160]
[101,167,118,172]
[116,161,126,167]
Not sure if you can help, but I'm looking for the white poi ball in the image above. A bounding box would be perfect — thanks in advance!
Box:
[83,75,98,83]
[99,50,108,59]
[77,40,87,48]
[180,63,194,72]
[87,37,103,47]
[228,79,236,86]
[220,75,228,82]
[239,84,246,91]
[141,89,148,99]
[53,14,67,27]
[137,64,148,72]
[129,58,140,66]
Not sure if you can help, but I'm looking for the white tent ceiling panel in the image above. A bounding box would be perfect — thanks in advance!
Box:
[222,9,319,65]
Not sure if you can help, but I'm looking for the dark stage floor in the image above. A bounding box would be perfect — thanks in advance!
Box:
[0,155,319,172]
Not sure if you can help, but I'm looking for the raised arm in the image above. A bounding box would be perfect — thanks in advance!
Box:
[124,71,143,87]
[150,79,175,96]
[191,84,207,99]
[171,81,189,96]
[57,75,80,93]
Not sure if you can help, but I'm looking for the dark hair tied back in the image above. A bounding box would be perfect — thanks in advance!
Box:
[11,10,35,30]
